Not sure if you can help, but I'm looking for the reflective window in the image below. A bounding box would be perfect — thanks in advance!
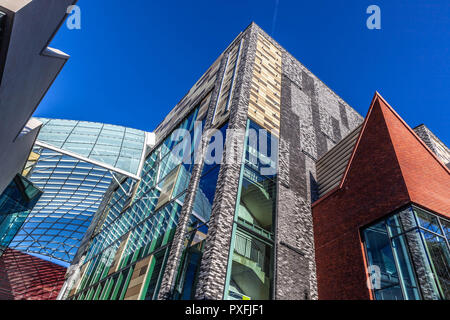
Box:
[363,220,420,300]
[414,207,450,300]
[0,175,42,255]
[71,107,203,300]
[237,166,276,236]
[228,228,273,300]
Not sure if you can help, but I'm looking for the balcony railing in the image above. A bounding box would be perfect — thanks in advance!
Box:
[234,233,266,273]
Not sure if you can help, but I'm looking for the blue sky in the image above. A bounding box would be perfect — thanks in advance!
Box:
[38,0,449,144]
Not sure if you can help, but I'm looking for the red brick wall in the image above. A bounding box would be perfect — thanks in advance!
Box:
[0,248,66,300]
[312,95,450,300]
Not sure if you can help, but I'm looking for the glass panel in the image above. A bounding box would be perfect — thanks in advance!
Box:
[363,222,403,299]
[225,119,278,300]
[415,208,443,235]
[420,230,450,299]
[202,123,228,176]
[65,133,98,144]
[61,143,93,157]
[192,165,221,223]
[173,224,208,300]
[237,167,276,235]
[362,207,450,300]
[386,214,403,237]
[144,250,166,300]
[374,285,404,301]
[179,248,203,300]
[0,175,43,254]
[227,229,273,300]
[391,236,421,299]
[245,121,278,177]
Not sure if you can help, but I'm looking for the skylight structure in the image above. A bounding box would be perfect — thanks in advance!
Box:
[8,118,151,265]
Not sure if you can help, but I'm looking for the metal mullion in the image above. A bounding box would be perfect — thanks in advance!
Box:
[417,226,447,240]
[416,228,446,299]
[435,217,450,251]
[388,223,423,300]
[87,123,104,158]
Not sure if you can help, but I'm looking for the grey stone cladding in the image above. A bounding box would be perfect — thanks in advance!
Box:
[414,124,450,166]
[275,43,362,299]
[194,23,260,300]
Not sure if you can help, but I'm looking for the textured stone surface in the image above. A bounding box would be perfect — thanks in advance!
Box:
[414,124,450,166]
[157,40,232,300]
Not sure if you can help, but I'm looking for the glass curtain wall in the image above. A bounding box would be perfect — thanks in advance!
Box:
[412,207,450,299]
[68,107,204,300]
[10,148,113,263]
[35,118,146,176]
[362,205,450,300]
[0,175,42,256]
[224,120,278,300]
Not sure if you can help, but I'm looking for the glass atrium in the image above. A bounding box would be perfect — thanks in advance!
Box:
[7,119,148,265]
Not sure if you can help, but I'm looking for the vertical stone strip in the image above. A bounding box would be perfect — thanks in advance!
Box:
[275,65,317,300]
[332,116,342,142]
[194,24,259,300]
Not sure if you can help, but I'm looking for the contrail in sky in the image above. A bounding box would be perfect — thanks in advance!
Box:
[271,0,280,36]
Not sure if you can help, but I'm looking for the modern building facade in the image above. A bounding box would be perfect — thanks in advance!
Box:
[7,118,152,265]
[0,0,76,194]
[0,118,152,300]
[1,21,440,301]
[0,0,79,300]
[60,23,366,301]
[313,93,449,300]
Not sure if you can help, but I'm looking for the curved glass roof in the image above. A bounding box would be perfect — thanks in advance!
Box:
[9,148,112,264]
[35,118,147,176]
[7,119,149,265]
